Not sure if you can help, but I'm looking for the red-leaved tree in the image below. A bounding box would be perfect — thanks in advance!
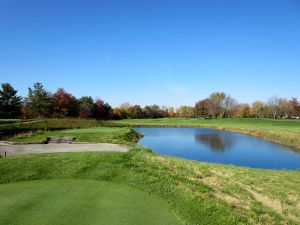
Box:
[94,98,112,119]
[52,88,78,117]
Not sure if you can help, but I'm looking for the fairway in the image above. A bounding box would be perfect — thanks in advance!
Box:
[0,179,181,225]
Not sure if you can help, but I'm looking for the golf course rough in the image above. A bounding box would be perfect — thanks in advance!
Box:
[0,179,181,225]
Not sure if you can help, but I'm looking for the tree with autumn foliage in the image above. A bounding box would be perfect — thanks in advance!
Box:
[278,98,291,118]
[52,88,78,118]
[168,107,176,117]
[289,98,300,117]
[113,107,127,119]
[223,96,238,118]
[176,106,194,118]
[128,105,143,118]
[208,92,226,118]
[194,98,210,118]
[238,103,251,118]
[195,93,236,118]
[143,105,164,118]
[94,98,113,119]
[79,96,94,119]
[268,96,280,119]
[250,101,265,118]
[2,82,300,120]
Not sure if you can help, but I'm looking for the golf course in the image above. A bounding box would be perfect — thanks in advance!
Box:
[0,118,300,225]
[2,1,300,224]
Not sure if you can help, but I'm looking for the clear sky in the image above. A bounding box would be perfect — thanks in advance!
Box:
[1,0,300,107]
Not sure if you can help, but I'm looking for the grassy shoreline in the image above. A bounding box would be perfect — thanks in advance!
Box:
[116,118,300,151]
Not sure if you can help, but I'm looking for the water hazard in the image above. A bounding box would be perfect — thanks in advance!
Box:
[135,127,300,170]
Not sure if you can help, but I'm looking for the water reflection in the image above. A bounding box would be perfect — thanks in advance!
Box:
[195,133,234,152]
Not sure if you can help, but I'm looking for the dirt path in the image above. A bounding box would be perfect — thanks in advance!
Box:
[0,143,129,157]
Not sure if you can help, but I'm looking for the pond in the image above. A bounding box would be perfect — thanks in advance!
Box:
[134,127,300,170]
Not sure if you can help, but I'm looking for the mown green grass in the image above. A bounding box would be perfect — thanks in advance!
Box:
[118,118,300,150]
[10,127,141,146]
[0,148,299,225]
[0,179,180,225]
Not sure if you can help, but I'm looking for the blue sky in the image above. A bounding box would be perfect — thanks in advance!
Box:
[1,0,300,107]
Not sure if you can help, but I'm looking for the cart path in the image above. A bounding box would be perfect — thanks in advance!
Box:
[0,143,129,157]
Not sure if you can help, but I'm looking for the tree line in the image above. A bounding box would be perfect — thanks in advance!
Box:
[0,82,300,119]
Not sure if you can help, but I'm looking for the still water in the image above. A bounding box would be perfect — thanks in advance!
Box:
[135,127,300,170]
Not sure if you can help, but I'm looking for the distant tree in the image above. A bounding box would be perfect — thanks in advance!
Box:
[208,92,226,118]
[114,102,131,118]
[21,98,30,119]
[52,88,78,117]
[79,104,94,118]
[262,105,274,118]
[223,96,238,118]
[128,105,143,118]
[79,96,94,105]
[0,83,22,118]
[143,105,162,118]
[187,107,195,118]
[160,105,169,117]
[195,98,210,118]
[177,106,194,118]
[268,96,280,119]
[278,98,290,118]
[79,96,94,118]
[289,98,300,117]
[176,106,183,118]
[251,101,265,118]
[27,82,52,118]
[113,107,127,119]
[94,98,112,119]
[195,93,237,118]
[143,106,153,118]
[168,107,175,117]
[238,103,251,118]
[120,102,130,113]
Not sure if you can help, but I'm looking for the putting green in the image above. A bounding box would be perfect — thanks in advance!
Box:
[0,179,181,225]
